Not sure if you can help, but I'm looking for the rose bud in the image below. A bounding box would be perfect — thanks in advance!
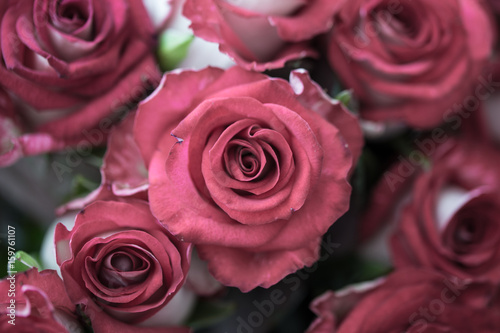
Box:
[55,199,192,328]
[134,66,363,291]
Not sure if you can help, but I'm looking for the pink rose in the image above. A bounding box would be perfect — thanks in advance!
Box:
[0,0,163,164]
[327,0,494,128]
[134,67,363,291]
[0,269,83,332]
[308,268,500,333]
[55,199,192,327]
[183,0,341,71]
[390,140,500,282]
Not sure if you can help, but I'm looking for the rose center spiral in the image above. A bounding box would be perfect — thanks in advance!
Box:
[58,0,89,22]
[97,249,150,288]
[110,253,134,272]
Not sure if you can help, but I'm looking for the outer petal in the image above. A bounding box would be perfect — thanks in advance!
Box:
[270,0,341,41]
[290,69,363,165]
[196,238,320,292]
[0,269,81,332]
[85,301,191,333]
[183,0,317,71]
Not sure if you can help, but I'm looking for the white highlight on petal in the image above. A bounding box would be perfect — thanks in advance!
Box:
[47,25,96,62]
[361,119,407,140]
[168,0,234,69]
[223,0,306,16]
[435,186,474,231]
[221,10,284,61]
[335,276,386,297]
[289,69,306,94]
[178,38,235,69]
[40,212,77,275]
[27,52,52,72]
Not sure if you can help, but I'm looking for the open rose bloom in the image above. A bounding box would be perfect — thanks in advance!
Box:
[0,0,166,165]
[55,200,192,331]
[389,140,500,282]
[2,0,500,331]
[134,66,363,291]
[327,0,495,128]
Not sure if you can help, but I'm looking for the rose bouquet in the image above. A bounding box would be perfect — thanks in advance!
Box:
[1,0,500,332]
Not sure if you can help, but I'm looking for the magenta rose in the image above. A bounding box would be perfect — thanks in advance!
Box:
[327,0,494,128]
[308,268,500,333]
[0,0,163,164]
[134,66,363,291]
[55,199,192,328]
[0,269,83,333]
[390,140,500,282]
[183,0,342,71]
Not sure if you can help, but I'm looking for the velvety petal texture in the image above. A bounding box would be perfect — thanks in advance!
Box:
[183,0,342,71]
[390,140,500,282]
[0,0,163,165]
[134,66,363,291]
[327,0,495,128]
[0,269,82,332]
[307,268,500,333]
[54,200,192,325]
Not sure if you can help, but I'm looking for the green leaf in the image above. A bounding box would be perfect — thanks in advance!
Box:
[65,174,100,202]
[355,258,392,282]
[9,251,42,273]
[157,30,195,71]
[73,174,99,192]
[391,137,432,171]
[185,299,236,329]
[335,90,353,107]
